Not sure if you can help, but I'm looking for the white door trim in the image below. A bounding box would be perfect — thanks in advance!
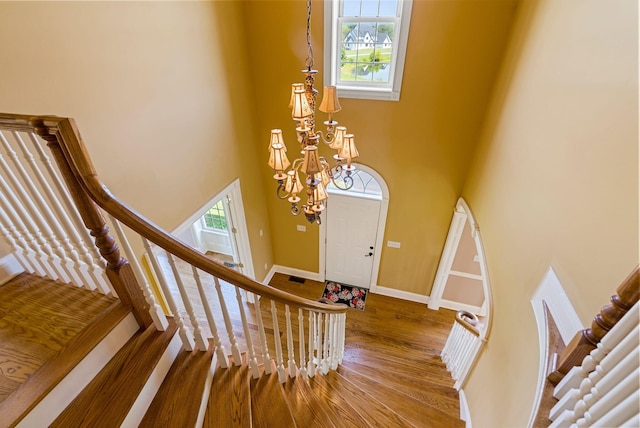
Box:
[319,163,389,292]
[172,179,255,280]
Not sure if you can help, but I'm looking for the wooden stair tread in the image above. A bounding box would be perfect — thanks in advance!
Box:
[139,339,215,428]
[204,362,252,428]
[337,364,464,426]
[282,374,338,428]
[0,298,130,427]
[307,372,374,427]
[250,361,296,428]
[50,319,178,428]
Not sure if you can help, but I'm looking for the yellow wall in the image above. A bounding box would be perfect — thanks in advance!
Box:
[243,0,518,293]
[0,1,274,281]
[461,0,638,425]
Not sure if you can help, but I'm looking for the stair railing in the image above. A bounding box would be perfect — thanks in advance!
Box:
[548,300,639,427]
[441,310,485,390]
[0,113,347,383]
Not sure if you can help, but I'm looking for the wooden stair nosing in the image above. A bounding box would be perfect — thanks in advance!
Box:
[0,300,132,428]
[139,339,217,428]
[336,364,464,426]
[50,319,178,428]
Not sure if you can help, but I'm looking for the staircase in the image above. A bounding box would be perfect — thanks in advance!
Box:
[0,113,463,427]
[1,272,463,427]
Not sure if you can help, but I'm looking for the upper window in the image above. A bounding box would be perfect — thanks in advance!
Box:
[201,200,228,232]
[324,0,413,101]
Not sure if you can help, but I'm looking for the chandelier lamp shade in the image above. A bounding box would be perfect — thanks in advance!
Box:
[267,0,359,224]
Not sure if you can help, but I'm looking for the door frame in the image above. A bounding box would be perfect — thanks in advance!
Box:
[319,164,389,292]
[172,178,256,280]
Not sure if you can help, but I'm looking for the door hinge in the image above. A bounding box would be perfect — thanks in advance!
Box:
[238,263,244,268]
[232,227,237,234]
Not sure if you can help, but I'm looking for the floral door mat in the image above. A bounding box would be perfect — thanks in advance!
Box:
[320,281,368,311]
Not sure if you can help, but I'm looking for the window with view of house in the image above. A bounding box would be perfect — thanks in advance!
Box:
[324,0,413,101]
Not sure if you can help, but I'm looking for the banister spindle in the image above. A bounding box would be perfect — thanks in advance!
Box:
[213,276,242,364]
[108,216,168,331]
[253,297,272,374]
[0,205,36,273]
[30,132,110,292]
[7,131,84,287]
[322,312,330,374]
[142,238,194,351]
[166,253,208,351]
[298,308,307,379]
[307,311,316,378]
[285,304,297,378]
[549,267,639,384]
[271,300,287,382]
[191,266,228,368]
[235,285,260,378]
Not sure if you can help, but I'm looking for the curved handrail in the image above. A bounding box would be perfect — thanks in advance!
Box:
[0,113,346,315]
[455,310,480,337]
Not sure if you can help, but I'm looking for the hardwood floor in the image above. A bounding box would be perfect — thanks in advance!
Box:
[0,273,116,403]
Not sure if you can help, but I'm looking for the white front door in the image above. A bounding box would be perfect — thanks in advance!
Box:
[325,193,381,288]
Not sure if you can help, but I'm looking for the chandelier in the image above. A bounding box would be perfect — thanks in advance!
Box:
[268,0,359,224]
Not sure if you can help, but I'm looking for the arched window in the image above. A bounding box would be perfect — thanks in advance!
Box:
[327,169,383,198]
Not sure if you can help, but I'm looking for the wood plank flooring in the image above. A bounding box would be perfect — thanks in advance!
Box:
[0,273,116,403]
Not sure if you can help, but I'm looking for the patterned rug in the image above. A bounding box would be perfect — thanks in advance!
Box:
[320,280,368,311]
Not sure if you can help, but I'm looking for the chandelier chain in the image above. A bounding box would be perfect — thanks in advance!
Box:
[305,0,314,70]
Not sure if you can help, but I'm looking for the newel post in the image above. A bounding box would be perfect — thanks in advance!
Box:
[548,266,639,384]
[36,122,153,328]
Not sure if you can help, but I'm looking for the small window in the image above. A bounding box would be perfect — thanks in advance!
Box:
[324,0,413,101]
[327,169,383,198]
[202,200,228,231]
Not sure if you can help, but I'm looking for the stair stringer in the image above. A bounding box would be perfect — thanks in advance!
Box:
[120,332,183,428]
[17,312,140,427]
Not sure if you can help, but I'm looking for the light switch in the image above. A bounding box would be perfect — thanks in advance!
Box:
[387,241,401,248]
[297,225,306,232]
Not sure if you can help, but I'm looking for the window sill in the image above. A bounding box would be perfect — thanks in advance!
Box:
[336,86,400,101]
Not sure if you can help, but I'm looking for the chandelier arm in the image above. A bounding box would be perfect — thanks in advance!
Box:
[276,180,290,199]
[315,130,336,145]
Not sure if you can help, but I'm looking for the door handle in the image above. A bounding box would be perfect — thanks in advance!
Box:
[365,252,373,257]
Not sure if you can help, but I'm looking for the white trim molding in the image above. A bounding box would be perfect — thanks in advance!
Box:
[529,267,584,428]
[0,253,24,285]
[373,285,430,304]
[459,388,472,428]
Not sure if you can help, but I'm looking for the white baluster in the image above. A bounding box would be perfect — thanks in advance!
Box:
[166,253,208,351]
[298,308,307,379]
[0,155,59,280]
[555,303,639,398]
[0,206,35,273]
[0,188,48,277]
[271,300,287,382]
[141,238,194,351]
[253,298,272,374]
[213,276,242,364]
[285,304,297,378]
[579,389,640,428]
[322,311,330,374]
[316,312,323,373]
[28,132,110,292]
[551,328,640,421]
[235,286,260,378]
[191,266,228,368]
[307,311,316,378]
[620,412,640,427]
[330,313,339,370]
[6,131,82,286]
[108,215,168,330]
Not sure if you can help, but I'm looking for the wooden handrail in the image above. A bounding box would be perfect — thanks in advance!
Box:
[0,113,346,315]
[547,265,639,384]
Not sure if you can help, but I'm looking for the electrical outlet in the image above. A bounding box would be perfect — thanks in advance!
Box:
[264,263,268,271]
[259,229,263,237]
[297,225,306,232]
[387,241,401,248]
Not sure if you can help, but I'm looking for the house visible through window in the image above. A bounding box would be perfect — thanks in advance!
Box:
[324,0,413,101]
[202,200,228,231]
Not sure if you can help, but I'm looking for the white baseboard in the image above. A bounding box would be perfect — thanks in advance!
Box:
[0,254,24,285]
[459,388,472,428]
[270,265,323,283]
[372,285,430,304]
